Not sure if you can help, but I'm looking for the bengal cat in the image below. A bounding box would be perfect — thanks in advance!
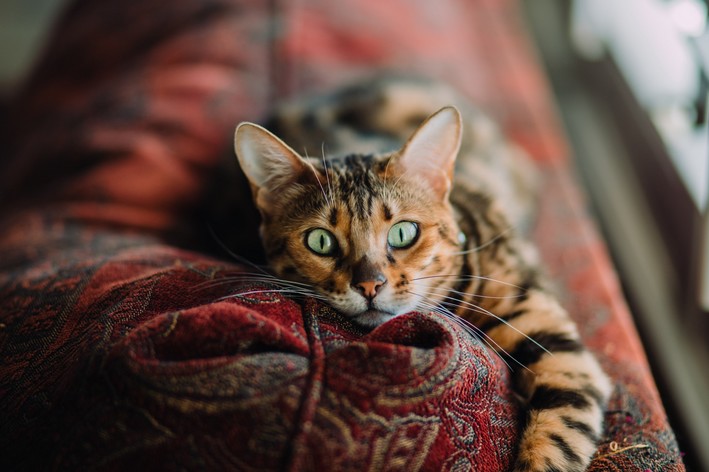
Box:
[232,77,611,472]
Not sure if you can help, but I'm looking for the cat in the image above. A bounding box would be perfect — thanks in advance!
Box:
[232,77,611,472]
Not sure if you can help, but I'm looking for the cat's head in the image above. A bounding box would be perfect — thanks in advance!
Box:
[234,107,465,327]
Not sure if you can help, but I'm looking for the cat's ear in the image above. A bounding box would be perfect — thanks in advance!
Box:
[394,106,462,198]
[234,122,311,203]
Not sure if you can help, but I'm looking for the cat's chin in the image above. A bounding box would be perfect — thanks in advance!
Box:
[351,309,398,328]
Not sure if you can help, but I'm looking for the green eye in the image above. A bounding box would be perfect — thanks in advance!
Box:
[306,228,337,256]
[387,221,419,249]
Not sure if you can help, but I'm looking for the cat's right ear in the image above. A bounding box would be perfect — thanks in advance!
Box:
[234,122,310,203]
[393,106,462,200]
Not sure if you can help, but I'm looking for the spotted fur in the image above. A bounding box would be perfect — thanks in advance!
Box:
[233,76,611,472]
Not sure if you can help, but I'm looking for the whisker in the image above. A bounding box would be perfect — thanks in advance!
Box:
[414,298,518,371]
[383,155,393,182]
[195,272,316,290]
[408,282,525,300]
[193,271,280,287]
[407,288,550,358]
[218,287,328,302]
[321,142,335,206]
[438,296,544,353]
[303,147,331,207]
[382,155,397,201]
[447,298,544,352]
[194,277,309,293]
[411,273,525,292]
[391,167,411,190]
[451,226,514,255]
[206,222,271,275]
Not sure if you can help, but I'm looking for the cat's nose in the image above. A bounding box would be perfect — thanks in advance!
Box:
[351,257,387,300]
[353,279,386,300]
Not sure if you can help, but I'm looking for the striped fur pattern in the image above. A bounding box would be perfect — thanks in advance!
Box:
[233,77,611,472]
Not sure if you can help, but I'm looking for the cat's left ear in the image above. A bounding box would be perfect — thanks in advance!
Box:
[234,122,314,208]
[394,106,462,199]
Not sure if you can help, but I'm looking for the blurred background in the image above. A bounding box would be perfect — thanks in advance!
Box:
[525,2,709,471]
[1,0,707,470]
[524,0,709,471]
[0,0,64,95]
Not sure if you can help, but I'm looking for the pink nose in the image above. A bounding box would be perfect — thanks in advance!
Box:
[354,280,385,300]
[351,257,387,301]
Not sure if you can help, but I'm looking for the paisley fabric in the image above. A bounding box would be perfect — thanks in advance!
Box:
[0,0,684,470]
[0,218,519,470]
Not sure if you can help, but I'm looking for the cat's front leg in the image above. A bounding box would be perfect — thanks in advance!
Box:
[512,346,610,471]
[480,291,612,472]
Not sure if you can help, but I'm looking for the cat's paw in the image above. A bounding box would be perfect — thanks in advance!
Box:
[513,443,590,472]
[512,409,599,472]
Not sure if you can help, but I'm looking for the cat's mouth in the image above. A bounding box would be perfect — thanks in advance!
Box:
[352,309,398,328]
